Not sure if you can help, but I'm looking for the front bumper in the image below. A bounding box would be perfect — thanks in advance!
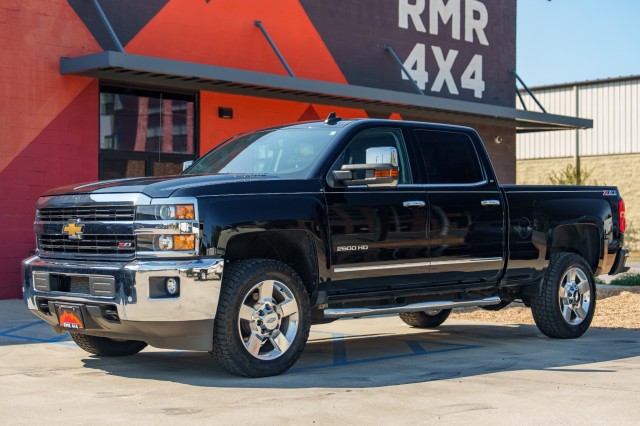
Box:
[22,256,224,351]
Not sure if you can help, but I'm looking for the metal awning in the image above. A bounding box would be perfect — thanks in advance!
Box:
[61,51,592,132]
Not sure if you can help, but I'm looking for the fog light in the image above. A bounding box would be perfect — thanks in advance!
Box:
[165,278,179,296]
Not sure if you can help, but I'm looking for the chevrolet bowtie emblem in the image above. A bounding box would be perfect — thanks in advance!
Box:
[62,221,84,240]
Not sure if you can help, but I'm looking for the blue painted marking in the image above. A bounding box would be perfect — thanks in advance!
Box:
[311,330,358,337]
[0,321,42,335]
[0,334,64,344]
[292,343,481,372]
[48,333,71,342]
[332,336,348,366]
[2,333,74,346]
[0,318,72,346]
[405,339,428,354]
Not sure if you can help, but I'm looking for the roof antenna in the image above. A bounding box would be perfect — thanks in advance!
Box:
[324,112,342,125]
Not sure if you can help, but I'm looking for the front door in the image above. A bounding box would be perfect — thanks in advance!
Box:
[326,127,429,295]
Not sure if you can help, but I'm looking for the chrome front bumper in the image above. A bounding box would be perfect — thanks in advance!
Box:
[22,256,224,350]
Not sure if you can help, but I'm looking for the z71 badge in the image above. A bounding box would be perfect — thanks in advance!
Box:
[336,245,369,252]
[603,190,617,196]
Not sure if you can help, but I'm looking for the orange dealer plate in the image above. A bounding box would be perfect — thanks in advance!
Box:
[56,305,85,330]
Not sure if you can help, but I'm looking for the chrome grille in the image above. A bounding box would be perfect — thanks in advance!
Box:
[38,206,135,222]
[38,234,135,255]
[37,204,136,258]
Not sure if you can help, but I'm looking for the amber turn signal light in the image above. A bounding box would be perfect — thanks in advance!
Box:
[176,205,195,220]
[374,169,399,178]
[173,234,195,251]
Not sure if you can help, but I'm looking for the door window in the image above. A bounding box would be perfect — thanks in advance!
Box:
[335,127,412,184]
[414,130,484,184]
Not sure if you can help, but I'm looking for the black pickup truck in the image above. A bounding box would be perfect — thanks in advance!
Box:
[23,116,629,377]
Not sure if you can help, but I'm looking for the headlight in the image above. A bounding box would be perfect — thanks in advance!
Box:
[137,234,196,252]
[135,200,199,256]
[137,204,195,220]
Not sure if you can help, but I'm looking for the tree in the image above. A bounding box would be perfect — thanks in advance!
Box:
[547,164,595,186]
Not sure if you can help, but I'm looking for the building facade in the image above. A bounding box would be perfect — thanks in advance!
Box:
[517,75,640,251]
[0,0,585,299]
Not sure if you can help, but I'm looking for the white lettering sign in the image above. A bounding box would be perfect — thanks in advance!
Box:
[398,0,489,99]
[430,0,460,40]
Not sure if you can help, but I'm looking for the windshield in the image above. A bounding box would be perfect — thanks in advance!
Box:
[183,128,338,178]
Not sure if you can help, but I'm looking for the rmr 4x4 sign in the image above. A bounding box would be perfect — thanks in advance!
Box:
[300,0,515,106]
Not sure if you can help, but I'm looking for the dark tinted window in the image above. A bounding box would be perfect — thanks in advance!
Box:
[414,130,483,184]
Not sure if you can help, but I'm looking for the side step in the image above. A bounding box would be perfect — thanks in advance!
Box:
[323,296,502,319]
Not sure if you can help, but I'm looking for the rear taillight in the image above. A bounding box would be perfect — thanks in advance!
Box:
[619,199,626,233]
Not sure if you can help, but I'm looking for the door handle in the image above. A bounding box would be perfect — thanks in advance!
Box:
[481,200,501,207]
[403,200,426,208]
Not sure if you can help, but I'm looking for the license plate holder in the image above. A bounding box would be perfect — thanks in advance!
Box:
[56,304,85,330]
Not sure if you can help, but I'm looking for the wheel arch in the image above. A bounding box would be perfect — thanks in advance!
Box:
[223,230,321,303]
[550,223,601,272]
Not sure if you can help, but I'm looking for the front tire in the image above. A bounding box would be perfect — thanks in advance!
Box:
[530,252,596,339]
[69,333,147,357]
[211,259,311,377]
[399,309,452,328]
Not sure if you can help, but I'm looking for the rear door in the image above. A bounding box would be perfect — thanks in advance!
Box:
[326,126,430,294]
[413,129,505,285]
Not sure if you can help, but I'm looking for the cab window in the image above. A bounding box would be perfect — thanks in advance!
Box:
[414,130,484,184]
[335,127,412,184]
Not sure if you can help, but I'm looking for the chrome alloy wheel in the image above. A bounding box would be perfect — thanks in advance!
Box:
[237,279,300,360]
[558,267,591,326]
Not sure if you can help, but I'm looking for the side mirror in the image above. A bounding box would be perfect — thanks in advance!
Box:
[332,147,399,188]
[182,160,194,171]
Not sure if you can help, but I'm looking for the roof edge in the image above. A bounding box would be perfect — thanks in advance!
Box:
[61,51,593,131]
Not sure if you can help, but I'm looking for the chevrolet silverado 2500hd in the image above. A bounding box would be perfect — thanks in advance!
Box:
[23,116,629,377]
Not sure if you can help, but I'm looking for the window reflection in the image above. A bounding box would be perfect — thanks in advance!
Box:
[100,93,194,154]
[98,87,197,180]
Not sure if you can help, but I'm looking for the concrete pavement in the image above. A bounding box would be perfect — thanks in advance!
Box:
[1,298,639,425]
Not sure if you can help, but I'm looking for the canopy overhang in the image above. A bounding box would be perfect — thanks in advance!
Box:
[61,51,592,133]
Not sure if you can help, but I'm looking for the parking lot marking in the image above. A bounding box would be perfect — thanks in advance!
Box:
[294,330,481,372]
[0,320,42,335]
[0,319,73,345]
[332,335,348,366]
[404,339,428,354]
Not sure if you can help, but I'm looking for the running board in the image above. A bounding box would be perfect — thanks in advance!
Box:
[323,296,502,319]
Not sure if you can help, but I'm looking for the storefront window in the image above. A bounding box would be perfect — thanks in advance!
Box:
[99,86,197,179]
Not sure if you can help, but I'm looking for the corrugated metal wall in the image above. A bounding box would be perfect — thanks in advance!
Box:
[517,77,640,159]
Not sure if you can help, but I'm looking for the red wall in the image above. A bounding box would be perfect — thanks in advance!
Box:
[0,1,101,299]
[199,93,368,153]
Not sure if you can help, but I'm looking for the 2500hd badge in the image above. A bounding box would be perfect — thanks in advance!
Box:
[336,245,369,252]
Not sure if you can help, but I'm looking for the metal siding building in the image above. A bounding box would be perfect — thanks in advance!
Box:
[517,76,640,159]
[516,75,640,252]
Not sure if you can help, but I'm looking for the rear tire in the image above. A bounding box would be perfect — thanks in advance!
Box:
[211,259,311,377]
[69,333,147,357]
[399,309,452,328]
[530,252,596,339]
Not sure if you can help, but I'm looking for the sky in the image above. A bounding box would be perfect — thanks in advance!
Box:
[516,0,640,87]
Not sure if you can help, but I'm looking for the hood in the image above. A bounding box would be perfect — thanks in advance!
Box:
[42,173,280,198]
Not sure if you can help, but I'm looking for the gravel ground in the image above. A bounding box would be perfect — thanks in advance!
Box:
[450,285,640,331]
